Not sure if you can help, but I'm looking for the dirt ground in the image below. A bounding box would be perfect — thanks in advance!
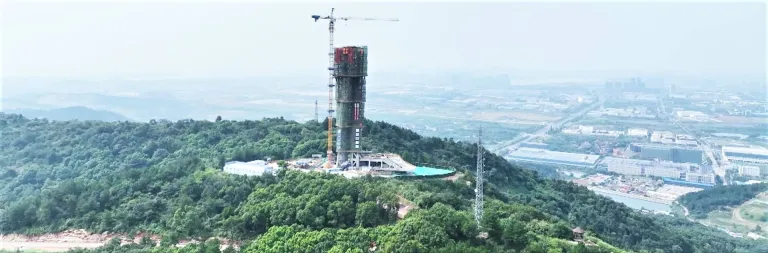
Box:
[0,230,112,252]
[0,241,104,252]
[0,230,238,252]
[442,172,463,182]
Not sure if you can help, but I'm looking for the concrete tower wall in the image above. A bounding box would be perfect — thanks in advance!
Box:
[334,46,368,165]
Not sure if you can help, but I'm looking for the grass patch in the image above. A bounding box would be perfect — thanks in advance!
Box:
[695,193,768,237]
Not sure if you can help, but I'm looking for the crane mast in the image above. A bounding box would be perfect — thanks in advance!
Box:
[326,9,336,167]
[312,8,398,168]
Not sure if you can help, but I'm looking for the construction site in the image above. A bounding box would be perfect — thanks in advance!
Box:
[305,9,458,179]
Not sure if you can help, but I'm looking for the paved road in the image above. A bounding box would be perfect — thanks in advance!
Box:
[493,99,603,155]
[672,119,725,184]
[661,95,725,184]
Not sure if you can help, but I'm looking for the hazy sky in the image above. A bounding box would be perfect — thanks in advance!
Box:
[3,2,766,78]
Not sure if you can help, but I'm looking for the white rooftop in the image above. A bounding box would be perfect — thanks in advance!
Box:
[508,148,600,165]
[598,157,694,169]
[223,160,272,176]
[723,146,768,156]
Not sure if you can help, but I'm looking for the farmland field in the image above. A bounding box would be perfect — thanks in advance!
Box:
[696,192,768,238]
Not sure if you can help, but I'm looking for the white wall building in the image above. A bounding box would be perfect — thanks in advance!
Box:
[578,125,594,133]
[675,110,709,121]
[223,160,273,176]
[685,172,715,184]
[738,165,762,177]
[562,129,581,135]
[650,131,676,143]
[626,128,649,137]
[607,164,643,176]
[647,167,681,178]
[722,146,768,164]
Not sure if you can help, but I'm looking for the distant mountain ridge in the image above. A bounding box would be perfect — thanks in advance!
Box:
[3,106,132,122]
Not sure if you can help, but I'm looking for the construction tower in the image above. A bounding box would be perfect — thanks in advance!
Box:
[311,8,398,169]
[334,46,368,167]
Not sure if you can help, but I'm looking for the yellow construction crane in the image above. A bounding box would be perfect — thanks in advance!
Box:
[311,8,399,168]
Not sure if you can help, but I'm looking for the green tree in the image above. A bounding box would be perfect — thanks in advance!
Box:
[715,175,724,186]
[355,201,379,228]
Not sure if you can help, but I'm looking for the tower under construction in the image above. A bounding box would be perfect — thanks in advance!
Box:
[334,46,368,166]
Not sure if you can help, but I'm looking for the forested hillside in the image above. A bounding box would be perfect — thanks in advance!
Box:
[679,183,768,218]
[1,113,766,253]
[3,106,132,122]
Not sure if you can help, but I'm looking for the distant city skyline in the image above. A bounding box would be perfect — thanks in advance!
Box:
[3,2,766,79]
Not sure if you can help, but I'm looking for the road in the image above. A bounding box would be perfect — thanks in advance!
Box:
[660,96,725,184]
[671,119,726,184]
[493,99,603,155]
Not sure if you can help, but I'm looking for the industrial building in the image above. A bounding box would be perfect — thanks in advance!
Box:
[223,160,274,176]
[675,110,709,121]
[722,146,768,164]
[737,165,762,177]
[682,171,716,184]
[672,147,705,164]
[639,144,674,161]
[506,148,600,168]
[598,157,714,184]
[626,128,649,137]
[598,157,695,179]
[633,143,704,164]
[650,131,677,143]
[561,125,622,137]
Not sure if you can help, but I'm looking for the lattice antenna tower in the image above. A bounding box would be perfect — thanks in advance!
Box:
[315,100,319,123]
[475,127,485,226]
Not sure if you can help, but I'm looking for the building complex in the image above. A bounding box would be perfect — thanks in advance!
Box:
[506,148,601,168]
[506,147,715,185]
[722,146,768,165]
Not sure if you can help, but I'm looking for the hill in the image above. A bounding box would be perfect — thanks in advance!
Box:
[4,106,132,122]
[0,113,765,253]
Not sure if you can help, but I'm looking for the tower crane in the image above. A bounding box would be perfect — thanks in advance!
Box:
[312,8,399,168]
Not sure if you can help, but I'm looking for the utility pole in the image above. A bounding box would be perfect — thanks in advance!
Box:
[475,127,484,226]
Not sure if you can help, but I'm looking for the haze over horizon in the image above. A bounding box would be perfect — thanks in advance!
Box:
[3,2,766,80]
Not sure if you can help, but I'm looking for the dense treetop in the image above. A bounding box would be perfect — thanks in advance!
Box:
[0,113,766,253]
[679,183,768,218]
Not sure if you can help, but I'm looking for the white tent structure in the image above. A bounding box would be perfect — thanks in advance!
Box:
[223,160,273,176]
